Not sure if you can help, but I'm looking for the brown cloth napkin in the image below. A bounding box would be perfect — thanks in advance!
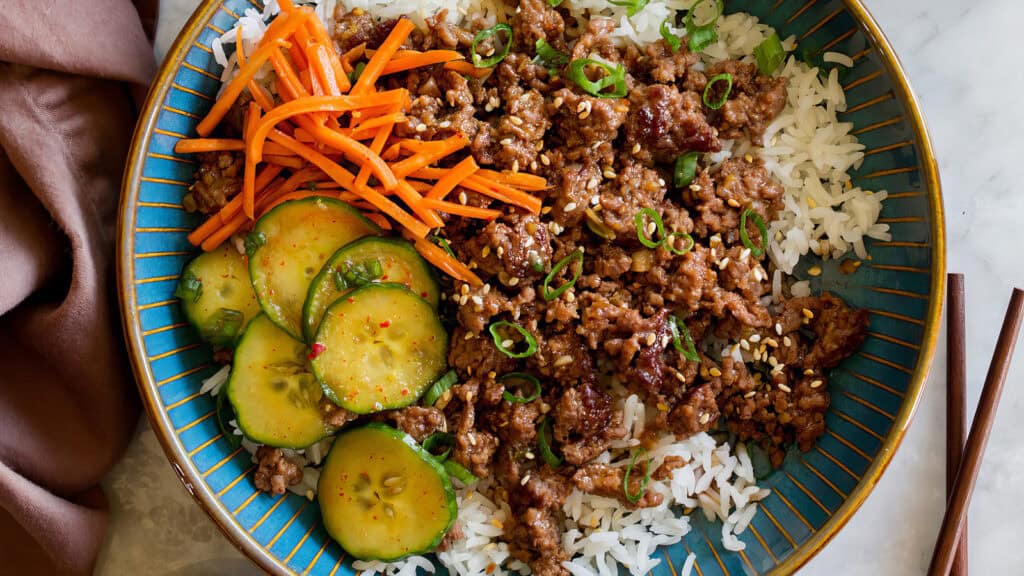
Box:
[0,1,158,574]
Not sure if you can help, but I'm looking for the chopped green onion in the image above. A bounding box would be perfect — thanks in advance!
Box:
[548,0,564,5]
[489,321,538,359]
[623,448,652,504]
[244,230,266,257]
[673,151,699,188]
[500,373,542,404]
[216,391,242,449]
[443,458,479,485]
[422,432,455,461]
[422,369,458,407]
[431,235,456,258]
[754,33,785,76]
[670,315,701,362]
[201,308,245,347]
[533,39,569,74]
[740,208,768,258]
[608,0,649,17]
[175,270,203,304]
[660,17,681,52]
[542,249,583,301]
[635,208,665,249]
[350,61,366,83]
[333,259,384,291]
[531,259,545,273]
[702,73,733,110]
[666,232,695,256]
[568,58,627,98]
[685,0,723,52]
[538,417,563,467]
[472,24,513,68]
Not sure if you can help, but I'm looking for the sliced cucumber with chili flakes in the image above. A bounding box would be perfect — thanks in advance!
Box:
[175,244,261,347]
[311,284,448,414]
[302,237,440,342]
[319,424,456,561]
[226,314,336,448]
[248,196,380,340]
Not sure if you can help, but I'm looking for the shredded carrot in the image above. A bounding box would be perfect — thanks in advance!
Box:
[398,139,452,154]
[381,142,403,161]
[477,169,549,191]
[413,237,482,286]
[305,15,351,93]
[309,124,398,190]
[175,139,245,153]
[199,177,287,251]
[444,60,493,79]
[351,18,415,96]
[264,155,306,169]
[196,9,311,135]
[426,156,479,200]
[354,107,400,189]
[339,43,366,72]
[380,50,464,75]
[363,212,393,230]
[421,197,500,220]
[270,50,310,101]
[391,133,469,179]
[242,103,263,219]
[460,174,543,214]
[394,180,444,228]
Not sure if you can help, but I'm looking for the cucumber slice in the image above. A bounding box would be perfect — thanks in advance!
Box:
[311,284,448,414]
[318,424,456,561]
[227,315,334,448]
[302,237,440,342]
[248,196,380,339]
[175,244,261,347]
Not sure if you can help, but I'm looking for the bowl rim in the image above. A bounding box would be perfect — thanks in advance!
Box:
[116,1,946,574]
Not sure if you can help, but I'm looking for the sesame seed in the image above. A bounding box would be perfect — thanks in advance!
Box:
[709,367,723,377]
[775,323,783,336]
[482,245,491,258]
[501,339,514,349]
[783,336,792,347]
[719,257,731,270]
[690,184,702,192]
[468,432,478,446]
[647,221,657,236]
[540,153,551,166]
[554,354,574,367]
[744,391,757,398]
[509,277,520,286]
[564,202,578,212]
[740,248,751,261]
[553,96,564,109]
[603,168,617,179]
[524,451,535,460]
[416,124,427,133]
[753,268,764,282]
[590,195,601,206]
[464,332,474,340]
[675,370,687,383]
[807,265,823,277]
[542,206,553,214]
[810,380,823,389]
[802,308,815,319]
[764,338,778,348]
[461,284,470,295]
[439,120,452,129]
[460,294,469,305]
[578,109,591,120]
[631,143,641,155]
[752,350,762,362]
[576,101,588,114]
[510,116,524,126]
[658,178,666,187]
[512,159,520,173]
[778,384,792,393]
[767,356,778,367]
[497,245,505,257]
[749,334,761,343]
[744,154,754,163]
[646,333,657,346]
[740,339,750,351]
[565,291,576,303]
[521,474,531,486]
[727,198,741,208]
[662,335,671,348]
[699,413,711,425]
[459,191,468,205]
[500,138,514,146]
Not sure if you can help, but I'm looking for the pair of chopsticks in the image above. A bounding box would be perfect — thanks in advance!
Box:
[929,276,1024,575]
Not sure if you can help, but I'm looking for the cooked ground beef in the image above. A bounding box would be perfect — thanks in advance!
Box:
[253,446,302,495]
[186,151,241,214]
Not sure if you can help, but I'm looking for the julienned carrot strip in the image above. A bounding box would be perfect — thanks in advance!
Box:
[175,139,245,153]
[352,112,407,132]
[354,110,397,189]
[444,60,493,79]
[380,50,464,75]
[398,139,451,154]
[461,175,542,214]
[305,15,351,93]
[363,212,393,230]
[477,169,549,191]
[309,124,398,190]
[235,28,275,114]
[267,129,430,238]
[340,43,366,70]
[263,142,299,156]
[187,167,285,246]
[278,166,325,195]
[413,236,482,286]
[408,166,447,180]
[427,156,479,200]
[421,197,500,220]
[242,103,262,219]
[264,155,306,169]
[200,177,287,251]
[404,179,433,193]
[391,133,469,179]
[394,180,444,228]
[382,142,403,161]
[351,18,415,96]
[270,50,310,101]
[196,9,311,135]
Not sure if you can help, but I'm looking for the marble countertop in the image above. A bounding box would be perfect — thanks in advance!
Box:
[96,0,1024,573]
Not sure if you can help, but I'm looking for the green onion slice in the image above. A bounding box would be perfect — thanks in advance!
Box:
[216,391,242,450]
[685,0,723,52]
[244,230,267,257]
[670,315,701,362]
[201,308,245,347]
[740,208,768,258]
[660,17,681,53]
[175,270,203,304]
[538,417,563,467]
[422,432,455,461]
[635,208,665,249]
[548,0,564,5]
[674,151,699,188]
[608,0,649,17]
[422,369,458,407]
[754,33,785,76]
[432,235,456,258]
[500,372,542,404]
[350,61,366,83]
[534,38,569,73]
[568,58,627,98]
[333,259,384,291]
[472,24,513,68]
[489,321,538,359]
[666,232,695,256]
[702,72,733,110]
[443,458,480,485]
[542,249,583,301]
[623,448,653,504]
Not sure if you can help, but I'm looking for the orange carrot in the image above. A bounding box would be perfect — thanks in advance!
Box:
[196,9,311,135]
[460,174,542,214]
[242,102,262,219]
[421,197,500,220]
[394,180,444,228]
[351,18,415,96]
[267,129,430,238]
[381,142,403,161]
[391,133,469,179]
[444,60,493,79]
[413,236,482,286]
[398,139,452,154]
[270,49,311,100]
[305,14,351,93]
[427,156,479,199]
[199,176,287,251]
[339,43,366,73]
[477,169,549,191]
[309,124,398,190]
[188,168,285,246]
[380,50,464,75]
[264,155,305,169]
[354,109,398,189]
[263,141,299,156]
[235,28,275,113]
[363,212,393,230]
[174,139,245,153]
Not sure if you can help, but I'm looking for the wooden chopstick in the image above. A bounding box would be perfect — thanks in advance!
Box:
[928,287,1024,575]
[946,274,968,576]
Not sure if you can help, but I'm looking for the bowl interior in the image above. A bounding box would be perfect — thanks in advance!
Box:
[118,1,944,574]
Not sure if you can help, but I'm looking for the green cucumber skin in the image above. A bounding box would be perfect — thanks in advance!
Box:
[176,245,260,347]
[301,237,440,343]
[317,423,457,561]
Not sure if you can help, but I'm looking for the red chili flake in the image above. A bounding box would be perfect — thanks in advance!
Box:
[348,297,355,303]
[308,343,327,360]
[381,275,389,281]
[421,292,429,298]
[380,320,391,328]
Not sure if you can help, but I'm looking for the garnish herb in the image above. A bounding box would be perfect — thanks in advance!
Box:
[431,235,456,258]
[472,24,513,68]
[538,417,563,467]
[333,259,384,291]
[422,432,455,461]
[568,58,628,98]
[175,270,203,304]
[702,72,734,109]
[548,0,564,5]
[244,230,267,257]
[489,321,538,358]
[660,17,681,52]
[670,315,701,362]
[666,232,695,256]
[754,33,785,75]
[635,208,665,249]
[422,370,458,407]
[674,151,699,188]
[533,39,569,74]
[443,458,479,484]
[542,249,583,301]
[685,0,724,52]
[349,61,366,83]
[608,0,649,17]
[740,208,768,257]
[500,372,542,404]
[623,448,652,504]
[216,392,242,449]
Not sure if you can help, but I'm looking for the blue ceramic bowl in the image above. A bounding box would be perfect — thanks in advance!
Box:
[117,1,945,574]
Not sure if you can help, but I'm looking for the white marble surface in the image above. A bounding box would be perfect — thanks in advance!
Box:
[98,0,1024,573]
